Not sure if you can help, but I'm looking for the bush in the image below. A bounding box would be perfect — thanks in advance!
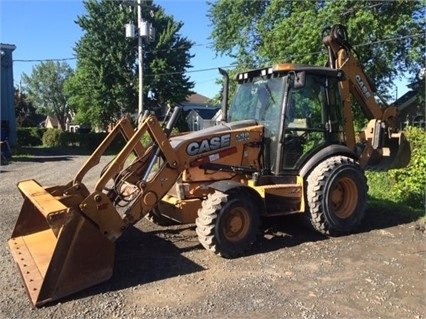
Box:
[17,127,46,146]
[79,132,108,151]
[33,125,158,154]
[366,127,426,209]
[42,129,63,147]
[61,131,80,146]
[39,129,127,153]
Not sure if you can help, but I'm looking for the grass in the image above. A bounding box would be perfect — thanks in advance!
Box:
[366,170,425,229]
[367,196,424,219]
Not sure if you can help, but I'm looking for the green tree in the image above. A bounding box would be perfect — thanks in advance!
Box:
[145,6,195,110]
[15,87,34,127]
[208,0,425,98]
[66,0,137,130]
[66,0,194,130]
[412,68,425,117]
[21,61,74,130]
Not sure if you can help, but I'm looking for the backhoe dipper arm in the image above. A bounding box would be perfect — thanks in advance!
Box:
[323,26,386,118]
[323,25,403,168]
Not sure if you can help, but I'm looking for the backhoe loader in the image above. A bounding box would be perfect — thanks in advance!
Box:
[8,24,411,307]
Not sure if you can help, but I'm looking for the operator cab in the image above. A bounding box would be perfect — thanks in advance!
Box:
[228,64,346,175]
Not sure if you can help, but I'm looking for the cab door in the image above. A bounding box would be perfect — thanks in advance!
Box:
[280,74,344,171]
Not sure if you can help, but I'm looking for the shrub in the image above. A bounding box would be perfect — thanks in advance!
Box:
[31,127,47,141]
[78,132,106,151]
[366,127,426,209]
[39,129,131,153]
[17,127,46,146]
[42,129,63,147]
[61,131,80,146]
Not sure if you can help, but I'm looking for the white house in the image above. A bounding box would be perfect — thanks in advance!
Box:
[180,93,221,131]
[185,107,221,131]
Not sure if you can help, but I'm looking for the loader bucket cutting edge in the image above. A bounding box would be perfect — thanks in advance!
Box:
[8,179,115,307]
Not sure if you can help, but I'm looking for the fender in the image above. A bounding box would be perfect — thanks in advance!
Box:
[208,180,265,214]
[208,180,247,193]
[299,144,357,178]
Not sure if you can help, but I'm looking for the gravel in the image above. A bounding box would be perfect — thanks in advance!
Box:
[0,153,424,319]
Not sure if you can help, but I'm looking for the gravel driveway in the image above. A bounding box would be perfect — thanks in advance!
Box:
[0,153,424,319]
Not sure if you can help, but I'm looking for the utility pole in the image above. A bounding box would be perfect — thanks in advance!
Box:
[123,0,155,125]
[137,0,143,121]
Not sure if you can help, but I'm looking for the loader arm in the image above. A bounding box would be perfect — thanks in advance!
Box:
[73,114,146,185]
[323,24,410,169]
[93,114,181,226]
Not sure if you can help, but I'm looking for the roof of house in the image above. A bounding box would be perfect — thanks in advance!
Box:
[187,107,220,120]
[186,93,210,105]
[45,116,59,127]
[395,90,417,111]
[180,93,219,118]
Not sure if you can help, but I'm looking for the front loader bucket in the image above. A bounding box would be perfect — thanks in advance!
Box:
[8,180,115,307]
[368,132,411,171]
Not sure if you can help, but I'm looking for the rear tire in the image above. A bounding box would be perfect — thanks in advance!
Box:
[196,189,260,258]
[305,156,367,236]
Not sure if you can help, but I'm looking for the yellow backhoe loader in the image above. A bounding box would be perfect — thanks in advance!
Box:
[8,24,411,307]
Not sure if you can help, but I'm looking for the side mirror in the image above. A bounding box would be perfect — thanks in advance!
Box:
[293,71,306,89]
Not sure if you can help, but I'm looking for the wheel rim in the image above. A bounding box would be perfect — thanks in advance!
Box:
[330,177,358,219]
[223,207,250,242]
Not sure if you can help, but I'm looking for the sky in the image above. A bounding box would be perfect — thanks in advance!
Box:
[0,0,234,99]
[1,0,411,101]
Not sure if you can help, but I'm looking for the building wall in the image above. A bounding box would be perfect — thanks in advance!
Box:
[1,44,17,146]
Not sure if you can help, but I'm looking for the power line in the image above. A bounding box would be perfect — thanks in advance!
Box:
[12,32,424,64]
[144,66,236,77]
[11,42,212,64]
[12,32,425,77]
[275,32,425,62]
[149,32,425,76]
[14,57,77,62]
[355,33,425,47]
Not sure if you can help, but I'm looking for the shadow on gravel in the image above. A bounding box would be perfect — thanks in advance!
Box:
[10,146,120,164]
[250,199,423,257]
[65,226,204,304]
[10,147,82,163]
[252,214,327,257]
[12,155,73,163]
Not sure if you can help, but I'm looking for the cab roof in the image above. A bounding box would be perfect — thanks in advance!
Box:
[235,63,344,81]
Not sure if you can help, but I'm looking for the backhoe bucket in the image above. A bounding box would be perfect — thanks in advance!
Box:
[368,132,411,171]
[8,180,115,308]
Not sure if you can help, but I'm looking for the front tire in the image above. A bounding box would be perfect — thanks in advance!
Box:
[145,206,178,226]
[305,156,367,236]
[196,189,260,258]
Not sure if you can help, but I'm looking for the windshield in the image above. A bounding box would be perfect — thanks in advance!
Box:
[228,77,285,137]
